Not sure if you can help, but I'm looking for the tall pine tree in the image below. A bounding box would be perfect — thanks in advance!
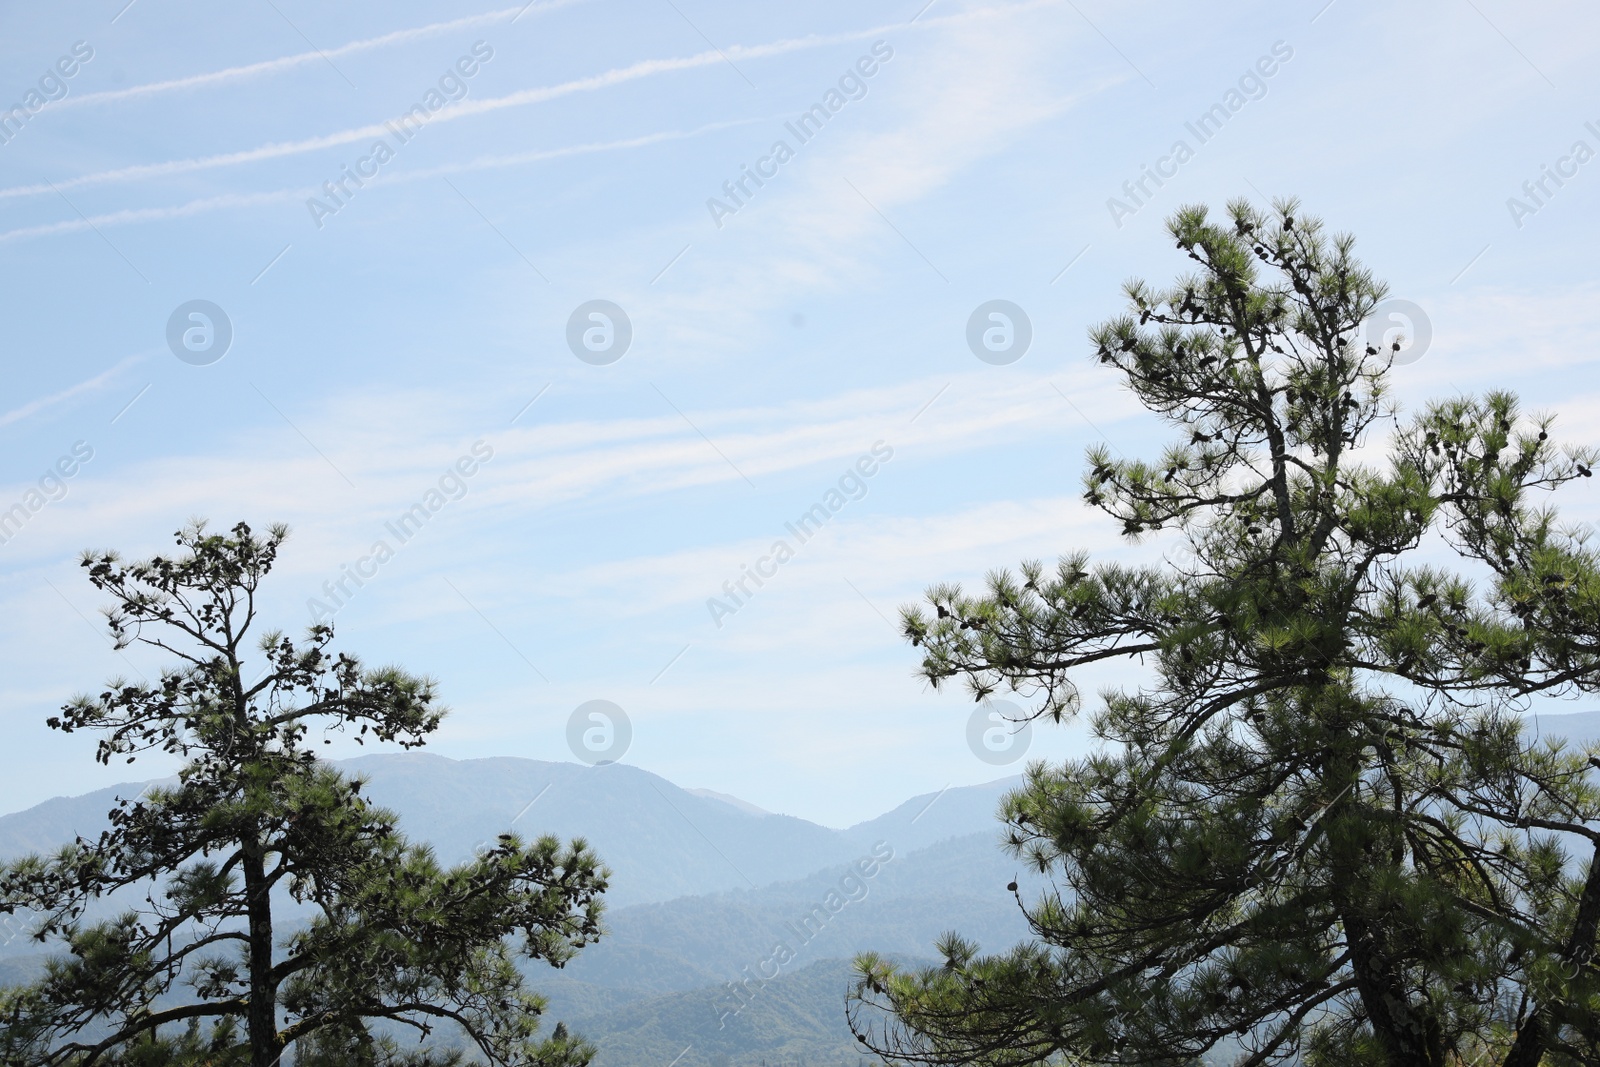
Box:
[850,201,1600,1066]
[0,522,607,1067]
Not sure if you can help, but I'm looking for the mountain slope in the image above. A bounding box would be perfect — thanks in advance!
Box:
[342,753,851,907]
[550,830,1034,996]
[0,754,1020,911]
[558,957,882,1067]
[1527,710,1600,746]
[842,774,1019,855]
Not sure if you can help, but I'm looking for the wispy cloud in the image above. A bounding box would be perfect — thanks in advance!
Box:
[0,355,142,429]
[56,0,589,111]
[0,1,1059,204]
[543,0,1106,367]
[0,120,760,243]
[0,362,1129,565]
[0,190,307,243]
[398,116,766,181]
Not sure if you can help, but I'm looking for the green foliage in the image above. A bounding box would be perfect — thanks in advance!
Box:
[0,522,607,1067]
[853,201,1600,1066]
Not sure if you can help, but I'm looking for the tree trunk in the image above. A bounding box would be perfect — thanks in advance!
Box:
[242,836,280,1067]
[1337,900,1440,1066]
[1501,839,1600,1066]
[1322,754,1442,1067]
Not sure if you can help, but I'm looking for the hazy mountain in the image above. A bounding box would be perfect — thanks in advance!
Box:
[559,957,876,1067]
[0,781,158,860]
[686,788,772,817]
[5,725,1591,1067]
[841,774,1018,855]
[341,753,854,907]
[1527,710,1600,746]
[0,755,1030,1066]
[548,830,1033,997]
[0,754,1019,911]
[549,957,1241,1067]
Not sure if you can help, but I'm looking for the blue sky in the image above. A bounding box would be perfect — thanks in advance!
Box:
[1,0,1597,826]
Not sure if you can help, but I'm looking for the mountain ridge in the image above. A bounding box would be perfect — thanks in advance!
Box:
[0,752,1021,912]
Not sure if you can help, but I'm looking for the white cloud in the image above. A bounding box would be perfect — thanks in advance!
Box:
[0,3,1061,204]
[509,0,1116,372]
[0,121,757,244]
[57,2,588,111]
[0,363,1129,567]
[0,355,142,428]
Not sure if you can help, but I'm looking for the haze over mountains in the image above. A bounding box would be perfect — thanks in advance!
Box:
[0,750,1026,1064]
[2,711,1595,1066]
[0,751,1020,909]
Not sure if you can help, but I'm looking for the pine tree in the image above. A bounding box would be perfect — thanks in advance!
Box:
[0,522,607,1067]
[849,201,1600,1065]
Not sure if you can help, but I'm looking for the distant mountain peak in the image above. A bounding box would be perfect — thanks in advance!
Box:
[684,788,769,817]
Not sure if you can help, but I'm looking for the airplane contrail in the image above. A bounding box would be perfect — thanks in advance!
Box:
[0,355,143,428]
[0,26,881,202]
[0,190,307,243]
[0,2,1054,204]
[0,120,758,243]
[55,0,588,111]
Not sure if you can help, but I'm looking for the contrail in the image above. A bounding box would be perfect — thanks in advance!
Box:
[397,117,763,182]
[0,2,1054,204]
[0,27,875,202]
[55,0,588,111]
[0,190,307,243]
[0,355,143,428]
[0,120,756,243]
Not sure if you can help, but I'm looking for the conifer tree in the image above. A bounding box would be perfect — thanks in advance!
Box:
[0,522,607,1067]
[850,201,1600,1066]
